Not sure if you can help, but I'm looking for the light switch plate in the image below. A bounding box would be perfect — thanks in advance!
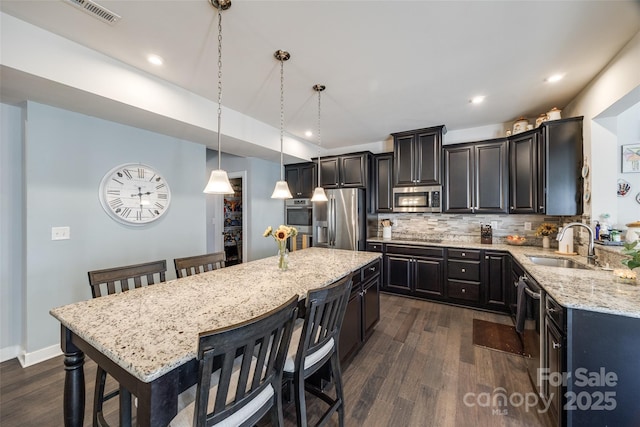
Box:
[491,221,498,230]
[524,222,532,231]
[52,226,70,240]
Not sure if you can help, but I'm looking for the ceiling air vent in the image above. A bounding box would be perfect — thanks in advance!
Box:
[63,0,121,25]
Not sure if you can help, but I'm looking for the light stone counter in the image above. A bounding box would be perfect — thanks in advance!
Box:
[50,248,381,383]
[368,238,640,319]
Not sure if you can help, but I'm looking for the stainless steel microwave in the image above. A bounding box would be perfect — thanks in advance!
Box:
[392,186,442,213]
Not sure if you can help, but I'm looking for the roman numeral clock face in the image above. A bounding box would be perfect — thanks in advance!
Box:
[99,163,171,225]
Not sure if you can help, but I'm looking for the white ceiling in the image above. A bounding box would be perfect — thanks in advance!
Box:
[1,0,639,157]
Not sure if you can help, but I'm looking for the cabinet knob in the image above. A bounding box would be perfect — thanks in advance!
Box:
[552,341,562,349]
[539,206,544,210]
[510,206,514,210]
[485,256,489,260]
[462,288,466,293]
[461,268,466,273]
[461,252,466,257]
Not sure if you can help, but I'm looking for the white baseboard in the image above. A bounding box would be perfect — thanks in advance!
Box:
[18,344,62,367]
[1,345,20,363]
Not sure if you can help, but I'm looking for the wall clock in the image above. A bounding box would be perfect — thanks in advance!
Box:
[99,163,171,225]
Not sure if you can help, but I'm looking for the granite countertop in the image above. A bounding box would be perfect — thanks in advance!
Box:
[368,238,640,319]
[50,248,381,383]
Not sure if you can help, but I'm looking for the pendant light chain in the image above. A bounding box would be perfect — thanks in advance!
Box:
[317,87,322,184]
[216,8,223,171]
[279,57,285,180]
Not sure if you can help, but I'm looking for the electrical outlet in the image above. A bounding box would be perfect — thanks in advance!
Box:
[52,226,70,240]
[491,221,498,230]
[524,222,532,231]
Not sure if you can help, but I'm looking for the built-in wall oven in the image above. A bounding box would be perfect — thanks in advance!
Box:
[392,185,442,213]
[285,198,312,235]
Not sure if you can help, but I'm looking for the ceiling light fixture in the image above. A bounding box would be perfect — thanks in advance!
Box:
[310,84,328,203]
[147,54,164,66]
[470,95,485,104]
[203,0,234,195]
[547,74,564,83]
[271,50,293,199]
[305,130,313,137]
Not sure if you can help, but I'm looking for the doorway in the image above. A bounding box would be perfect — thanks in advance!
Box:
[223,176,243,265]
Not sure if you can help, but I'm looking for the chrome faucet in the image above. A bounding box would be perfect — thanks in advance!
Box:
[557,222,597,264]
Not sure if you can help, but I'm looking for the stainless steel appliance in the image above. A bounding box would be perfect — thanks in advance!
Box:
[517,274,544,396]
[312,188,366,251]
[285,198,312,235]
[392,185,442,213]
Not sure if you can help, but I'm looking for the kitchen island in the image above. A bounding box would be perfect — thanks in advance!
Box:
[50,247,381,427]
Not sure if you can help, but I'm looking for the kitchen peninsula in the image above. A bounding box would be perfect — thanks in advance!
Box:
[50,248,381,427]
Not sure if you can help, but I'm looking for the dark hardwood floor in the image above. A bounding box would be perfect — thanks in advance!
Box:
[0,294,550,426]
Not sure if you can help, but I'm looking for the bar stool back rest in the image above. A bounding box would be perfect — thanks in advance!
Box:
[185,296,299,427]
[284,274,352,427]
[88,260,167,298]
[174,252,226,278]
[87,259,167,427]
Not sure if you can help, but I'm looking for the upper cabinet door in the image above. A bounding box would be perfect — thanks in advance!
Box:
[509,131,539,213]
[415,131,441,185]
[320,157,340,188]
[392,125,445,186]
[373,153,393,213]
[394,134,416,186]
[443,145,474,213]
[340,154,367,187]
[475,140,508,213]
[285,162,316,198]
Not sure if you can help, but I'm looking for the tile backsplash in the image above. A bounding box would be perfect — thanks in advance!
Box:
[373,212,584,249]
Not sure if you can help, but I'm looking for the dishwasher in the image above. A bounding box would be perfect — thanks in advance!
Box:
[515,274,544,396]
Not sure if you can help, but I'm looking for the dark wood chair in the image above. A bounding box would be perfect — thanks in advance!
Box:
[170,295,299,427]
[283,274,353,427]
[174,252,226,278]
[87,259,167,426]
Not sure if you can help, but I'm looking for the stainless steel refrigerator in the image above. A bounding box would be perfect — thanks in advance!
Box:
[312,188,366,251]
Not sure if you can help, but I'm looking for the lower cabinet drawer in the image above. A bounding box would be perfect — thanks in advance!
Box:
[448,260,480,281]
[447,280,480,302]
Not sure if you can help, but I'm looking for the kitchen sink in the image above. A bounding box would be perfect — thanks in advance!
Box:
[526,255,591,270]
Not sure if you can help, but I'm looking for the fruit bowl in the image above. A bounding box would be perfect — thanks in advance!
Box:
[505,235,527,246]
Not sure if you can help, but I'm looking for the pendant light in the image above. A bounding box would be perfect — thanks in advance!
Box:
[310,84,328,202]
[271,49,293,199]
[203,0,234,194]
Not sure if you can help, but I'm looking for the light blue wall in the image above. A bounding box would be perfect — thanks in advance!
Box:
[20,102,207,356]
[1,103,25,359]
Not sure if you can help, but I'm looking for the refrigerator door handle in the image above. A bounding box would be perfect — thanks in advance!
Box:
[330,196,336,246]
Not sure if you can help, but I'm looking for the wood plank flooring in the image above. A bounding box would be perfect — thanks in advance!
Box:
[0,294,550,426]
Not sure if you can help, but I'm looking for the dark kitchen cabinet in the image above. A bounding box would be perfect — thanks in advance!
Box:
[444,139,508,214]
[319,152,369,189]
[339,259,380,363]
[543,295,566,427]
[285,162,316,198]
[483,251,510,312]
[392,125,445,186]
[509,131,540,213]
[446,248,481,303]
[384,245,444,299]
[509,117,583,215]
[372,153,393,213]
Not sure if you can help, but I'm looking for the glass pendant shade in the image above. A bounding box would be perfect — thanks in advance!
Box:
[271,180,293,199]
[310,186,328,202]
[203,169,234,194]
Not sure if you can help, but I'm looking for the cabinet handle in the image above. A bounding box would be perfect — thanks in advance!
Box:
[539,206,544,210]
[369,267,376,271]
[461,268,466,273]
[552,341,562,349]
[485,256,489,260]
[510,206,514,210]
[547,308,557,314]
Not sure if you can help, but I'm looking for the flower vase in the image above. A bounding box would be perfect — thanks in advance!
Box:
[542,236,550,249]
[277,242,289,271]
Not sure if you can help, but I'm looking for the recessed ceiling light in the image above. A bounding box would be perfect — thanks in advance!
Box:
[470,96,485,104]
[147,54,164,66]
[305,130,313,137]
[546,74,564,83]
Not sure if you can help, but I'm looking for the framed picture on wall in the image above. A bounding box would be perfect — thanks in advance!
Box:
[621,143,640,173]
